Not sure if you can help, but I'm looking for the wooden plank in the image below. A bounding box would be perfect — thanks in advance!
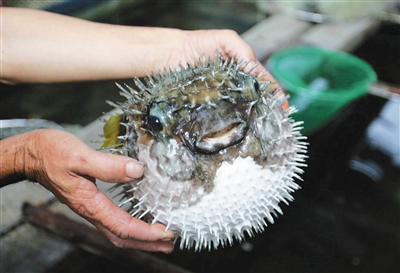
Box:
[241,14,312,62]
[369,82,400,99]
[23,203,193,273]
[298,17,381,52]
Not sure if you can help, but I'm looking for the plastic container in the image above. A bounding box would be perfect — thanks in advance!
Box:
[267,46,377,134]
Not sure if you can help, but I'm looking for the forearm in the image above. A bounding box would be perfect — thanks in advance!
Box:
[1,7,185,84]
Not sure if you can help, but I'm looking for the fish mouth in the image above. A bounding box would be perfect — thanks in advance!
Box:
[177,100,253,155]
[194,121,248,154]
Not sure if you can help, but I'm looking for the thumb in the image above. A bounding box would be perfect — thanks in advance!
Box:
[74,149,143,183]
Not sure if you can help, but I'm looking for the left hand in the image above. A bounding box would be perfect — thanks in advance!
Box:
[0,129,175,253]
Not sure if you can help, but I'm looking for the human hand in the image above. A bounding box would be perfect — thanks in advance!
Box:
[143,29,288,109]
[1,9,267,84]
[1,8,286,107]
[1,129,174,253]
[140,29,270,78]
[183,30,289,109]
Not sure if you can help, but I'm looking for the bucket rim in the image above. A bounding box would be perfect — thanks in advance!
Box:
[267,46,377,100]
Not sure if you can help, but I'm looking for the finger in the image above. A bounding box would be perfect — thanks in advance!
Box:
[61,177,175,252]
[275,86,289,110]
[73,150,144,183]
[255,60,274,81]
[69,186,174,242]
[246,61,288,110]
[94,224,175,253]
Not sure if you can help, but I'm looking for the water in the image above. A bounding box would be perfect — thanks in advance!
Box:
[1,3,399,272]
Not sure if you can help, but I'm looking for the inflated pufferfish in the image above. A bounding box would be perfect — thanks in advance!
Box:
[102,52,307,251]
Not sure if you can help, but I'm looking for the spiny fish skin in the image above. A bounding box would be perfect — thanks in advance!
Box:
[104,52,307,251]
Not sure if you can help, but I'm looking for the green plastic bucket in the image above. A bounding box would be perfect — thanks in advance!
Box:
[268,46,377,134]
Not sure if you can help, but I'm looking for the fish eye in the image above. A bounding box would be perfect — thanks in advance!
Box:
[148,102,173,136]
[253,78,260,93]
[149,115,164,132]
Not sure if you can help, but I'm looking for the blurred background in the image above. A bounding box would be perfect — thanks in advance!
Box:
[1,1,399,273]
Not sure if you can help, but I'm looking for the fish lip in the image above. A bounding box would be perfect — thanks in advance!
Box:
[194,120,248,154]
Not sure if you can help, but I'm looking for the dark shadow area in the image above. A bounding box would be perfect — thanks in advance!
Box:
[1,2,399,273]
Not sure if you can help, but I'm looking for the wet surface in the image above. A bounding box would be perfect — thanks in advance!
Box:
[1,2,399,273]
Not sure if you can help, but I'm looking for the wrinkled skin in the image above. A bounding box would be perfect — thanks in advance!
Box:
[1,7,291,253]
[0,130,174,252]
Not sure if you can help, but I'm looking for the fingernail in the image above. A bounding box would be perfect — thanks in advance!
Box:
[126,161,143,179]
[164,229,175,239]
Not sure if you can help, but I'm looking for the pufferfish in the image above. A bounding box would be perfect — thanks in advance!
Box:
[102,52,307,251]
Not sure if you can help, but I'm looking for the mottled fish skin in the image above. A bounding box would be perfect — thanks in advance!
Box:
[105,52,307,251]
